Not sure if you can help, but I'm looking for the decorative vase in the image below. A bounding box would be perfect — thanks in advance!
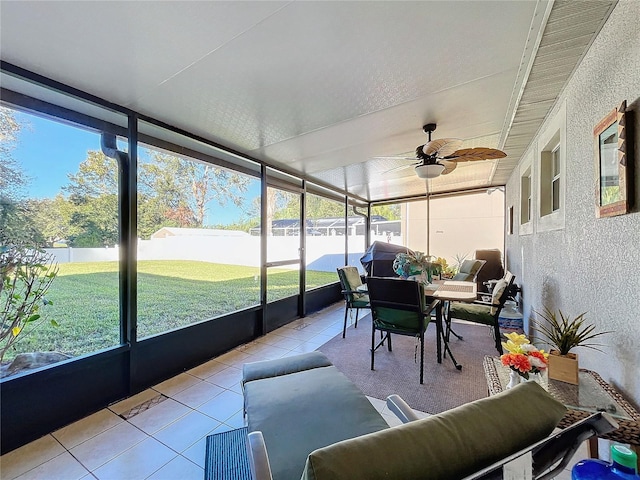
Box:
[507,369,521,389]
[548,350,579,385]
[526,372,541,384]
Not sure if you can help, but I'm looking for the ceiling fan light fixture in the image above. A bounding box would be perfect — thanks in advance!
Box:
[415,164,445,179]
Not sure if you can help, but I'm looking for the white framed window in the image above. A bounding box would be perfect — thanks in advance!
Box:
[537,102,566,232]
[551,145,561,212]
[519,152,533,236]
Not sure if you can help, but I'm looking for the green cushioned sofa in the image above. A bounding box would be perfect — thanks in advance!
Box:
[241,351,586,480]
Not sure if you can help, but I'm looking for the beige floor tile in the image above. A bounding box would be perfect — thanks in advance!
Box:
[206,366,243,389]
[198,390,244,423]
[153,411,220,453]
[146,455,203,480]
[53,409,123,450]
[172,380,224,409]
[13,452,89,480]
[186,358,227,379]
[223,411,247,429]
[127,398,191,435]
[180,425,224,468]
[215,349,252,366]
[228,382,243,394]
[92,437,175,480]
[70,422,147,472]
[108,389,159,416]
[310,332,339,344]
[0,435,65,480]
[253,332,287,346]
[270,336,303,350]
[152,372,201,397]
[291,340,324,353]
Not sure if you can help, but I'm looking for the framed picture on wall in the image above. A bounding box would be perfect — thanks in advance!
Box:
[594,100,629,217]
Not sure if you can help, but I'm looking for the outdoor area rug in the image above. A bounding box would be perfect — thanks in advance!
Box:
[204,426,251,480]
[318,315,497,415]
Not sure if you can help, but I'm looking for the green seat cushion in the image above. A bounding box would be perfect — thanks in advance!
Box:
[351,295,369,308]
[449,302,495,325]
[373,307,427,332]
[245,365,388,480]
[242,351,333,385]
[301,381,566,480]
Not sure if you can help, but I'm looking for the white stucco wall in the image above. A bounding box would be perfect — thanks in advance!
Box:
[505,1,640,403]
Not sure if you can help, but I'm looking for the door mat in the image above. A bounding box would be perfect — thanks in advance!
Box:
[204,426,251,480]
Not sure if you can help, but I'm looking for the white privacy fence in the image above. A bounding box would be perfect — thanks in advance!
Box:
[44,227,501,274]
[44,234,378,272]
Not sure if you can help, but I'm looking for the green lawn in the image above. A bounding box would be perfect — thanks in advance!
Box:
[4,261,336,361]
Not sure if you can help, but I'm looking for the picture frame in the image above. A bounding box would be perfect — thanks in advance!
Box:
[594,100,628,217]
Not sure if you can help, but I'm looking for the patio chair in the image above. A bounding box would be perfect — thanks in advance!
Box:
[336,266,370,338]
[447,271,516,355]
[452,259,486,282]
[475,248,505,293]
[367,277,440,384]
[445,258,487,340]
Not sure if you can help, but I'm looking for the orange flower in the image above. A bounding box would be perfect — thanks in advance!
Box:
[501,353,531,373]
[528,350,548,365]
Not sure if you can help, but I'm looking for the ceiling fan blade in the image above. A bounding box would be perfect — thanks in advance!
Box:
[444,147,507,162]
[373,156,416,161]
[440,160,457,175]
[423,138,463,157]
[383,162,418,174]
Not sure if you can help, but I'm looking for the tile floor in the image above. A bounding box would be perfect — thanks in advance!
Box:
[1,303,586,479]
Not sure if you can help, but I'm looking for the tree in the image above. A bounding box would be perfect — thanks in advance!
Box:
[0,107,28,202]
[27,195,74,247]
[371,204,401,220]
[63,151,119,247]
[0,108,43,246]
[139,151,251,231]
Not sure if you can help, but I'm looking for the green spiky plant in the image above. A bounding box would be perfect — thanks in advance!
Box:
[533,307,611,356]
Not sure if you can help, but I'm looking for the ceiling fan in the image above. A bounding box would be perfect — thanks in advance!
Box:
[382,124,507,179]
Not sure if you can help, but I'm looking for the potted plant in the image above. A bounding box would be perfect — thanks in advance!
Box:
[533,307,611,384]
[392,250,438,283]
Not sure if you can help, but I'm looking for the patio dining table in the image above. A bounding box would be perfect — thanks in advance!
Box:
[426,280,477,371]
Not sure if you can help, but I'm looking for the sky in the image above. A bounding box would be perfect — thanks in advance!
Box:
[12,110,259,226]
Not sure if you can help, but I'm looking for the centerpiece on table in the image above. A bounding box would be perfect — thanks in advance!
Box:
[392,250,439,284]
[500,332,549,388]
[533,307,611,385]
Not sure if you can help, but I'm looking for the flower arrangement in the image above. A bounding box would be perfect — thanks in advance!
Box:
[393,251,436,279]
[500,332,549,379]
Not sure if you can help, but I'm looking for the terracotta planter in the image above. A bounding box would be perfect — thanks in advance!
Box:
[548,350,579,385]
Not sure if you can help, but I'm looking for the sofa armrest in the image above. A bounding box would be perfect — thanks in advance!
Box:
[248,431,273,480]
[386,394,420,423]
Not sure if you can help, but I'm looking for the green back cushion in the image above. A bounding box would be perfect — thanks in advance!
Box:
[459,259,482,275]
[491,278,509,314]
[342,267,363,289]
[339,267,367,302]
[242,351,332,385]
[301,382,566,480]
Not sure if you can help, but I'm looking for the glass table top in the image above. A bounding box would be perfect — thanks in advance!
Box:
[485,356,634,421]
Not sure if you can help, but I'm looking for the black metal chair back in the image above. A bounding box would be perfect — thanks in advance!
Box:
[367,277,438,384]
